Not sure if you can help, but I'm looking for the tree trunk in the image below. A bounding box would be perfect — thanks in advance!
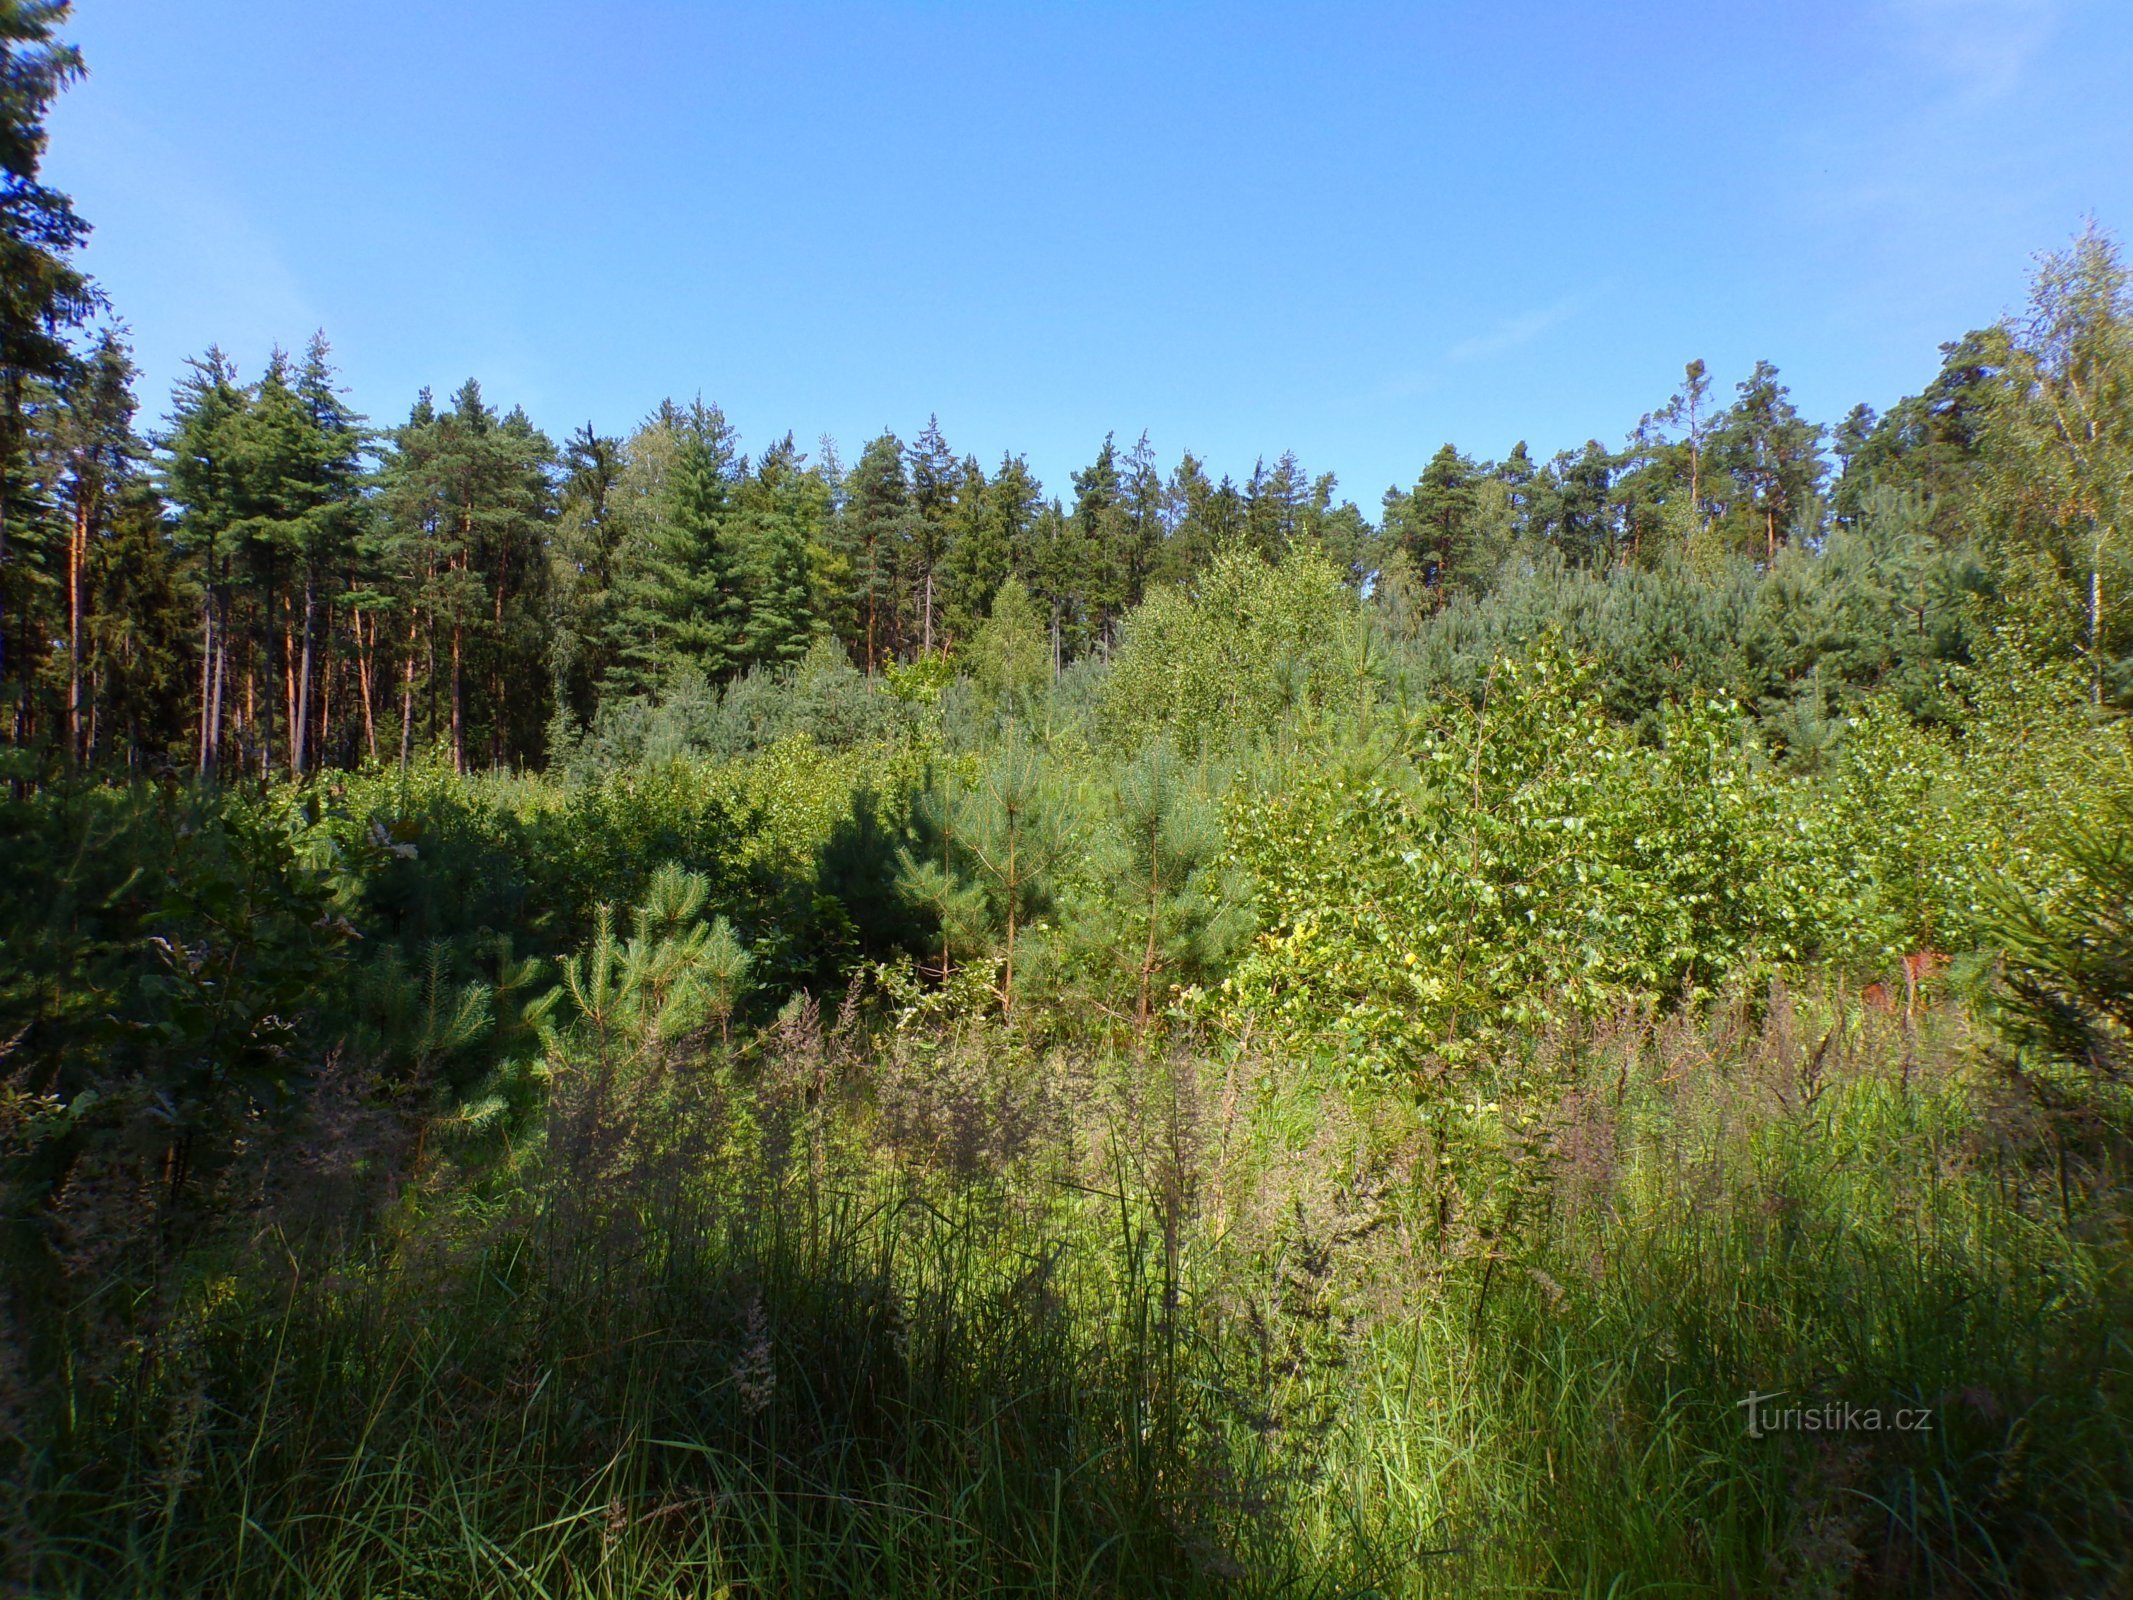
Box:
[66,496,85,766]
[198,567,217,775]
[1002,832,1018,1022]
[1139,856,1162,1030]
[293,571,316,775]
[399,613,418,771]
[2091,532,2104,706]
[492,564,507,768]
[357,610,378,761]
[450,622,464,773]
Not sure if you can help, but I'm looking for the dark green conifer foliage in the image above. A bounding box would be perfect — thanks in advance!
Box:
[549,423,626,734]
[900,732,1076,1019]
[45,329,140,765]
[1532,440,1620,567]
[617,402,741,693]
[1070,435,1124,647]
[1709,360,1826,560]
[1394,443,1483,595]
[1243,450,1306,559]
[160,349,247,774]
[731,433,814,673]
[0,0,92,720]
[938,452,1001,646]
[845,431,915,670]
[1094,740,1249,1027]
[1834,330,2006,535]
[906,415,957,655]
[375,379,552,770]
[288,334,366,773]
[1119,432,1166,612]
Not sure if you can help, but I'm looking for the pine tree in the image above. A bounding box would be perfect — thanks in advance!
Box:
[845,431,915,670]
[549,422,626,733]
[0,0,93,725]
[48,329,137,764]
[1095,739,1248,1027]
[1401,443,1482,594]
[374,379,552,771]
[1709,360,1825,561]
[925,732,1076,1020]
[289,333,366,773]
[161,349,247,775]
[1531,440,1620,567]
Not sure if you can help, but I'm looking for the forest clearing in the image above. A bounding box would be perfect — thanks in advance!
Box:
[5,3,2133,1594]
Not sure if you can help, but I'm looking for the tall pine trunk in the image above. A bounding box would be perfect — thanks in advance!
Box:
[492,559,507,768]
[450,621,464,773]
[399,612,419,770]
[66,496,85,765]
[357,609,378,761]
[198,565,216,775]
[292,569,316,775]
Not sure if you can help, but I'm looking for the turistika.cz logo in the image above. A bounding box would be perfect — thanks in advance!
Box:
[1736,1392,1933,1438]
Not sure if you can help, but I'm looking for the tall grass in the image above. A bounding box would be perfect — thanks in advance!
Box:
[10,988,2132,1596]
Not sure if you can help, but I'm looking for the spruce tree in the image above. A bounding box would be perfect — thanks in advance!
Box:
[905,415,957,655]
[160,349,247,774]
[729,432,823,676]
[615,401,741,694]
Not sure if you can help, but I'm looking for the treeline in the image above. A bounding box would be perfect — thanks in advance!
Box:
[4,3,2132,782]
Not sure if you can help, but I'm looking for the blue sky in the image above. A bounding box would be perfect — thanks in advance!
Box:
[44,0,2133,507]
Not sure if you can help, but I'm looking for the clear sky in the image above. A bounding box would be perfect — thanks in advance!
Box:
[42,0,2133,507]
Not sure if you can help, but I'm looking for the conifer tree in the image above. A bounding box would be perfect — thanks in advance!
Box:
[1710,360,1825,561]
[48,329,137,764]
[900,732,1076,1019]
[846,431,915,669]
[938,452,998,645]
[1095,739,1248,1027]
[288,333,366,773]
[614,401,739,694]
[730,434,814,673]
[161,349,247,774]
[0,0,93,723]
[906,415,957,655]
[549,422,626,732]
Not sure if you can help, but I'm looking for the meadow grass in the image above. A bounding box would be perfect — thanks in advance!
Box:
[11,989,2131,1596]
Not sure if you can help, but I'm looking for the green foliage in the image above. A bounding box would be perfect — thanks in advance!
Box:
[1993,787,2133,1076]
[555,863,753,1062]
[1101,542,1360,751]
[896,732,1078,1019]
[1080,739,1251,1027]
[967,572,1050,713]
[1224,645,1802,1076]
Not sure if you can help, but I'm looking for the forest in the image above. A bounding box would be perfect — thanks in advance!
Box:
[5,3,2133,1595]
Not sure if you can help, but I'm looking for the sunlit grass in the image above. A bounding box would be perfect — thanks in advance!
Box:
[14,994,2133,1596]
